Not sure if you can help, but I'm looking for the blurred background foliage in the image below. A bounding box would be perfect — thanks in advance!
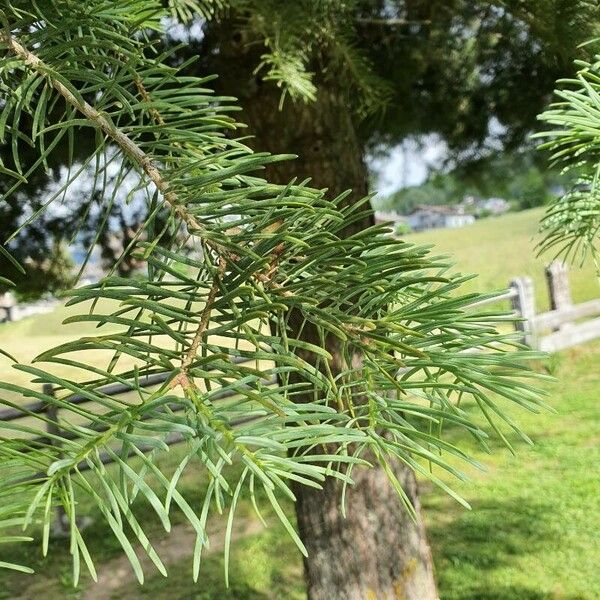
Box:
[374,150,578,214]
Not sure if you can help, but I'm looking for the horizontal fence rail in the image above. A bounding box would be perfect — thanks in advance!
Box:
[517,261,600,353]
[463,288,518,310]
[539,319,600,353]
[533,298,600,331]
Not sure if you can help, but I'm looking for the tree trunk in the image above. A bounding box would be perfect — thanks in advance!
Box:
[296,456,438,600]
[201,25,438,599]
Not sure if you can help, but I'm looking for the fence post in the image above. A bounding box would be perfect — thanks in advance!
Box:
[43,384,69,537]
[510,276,536,348]
[545,261,572,331]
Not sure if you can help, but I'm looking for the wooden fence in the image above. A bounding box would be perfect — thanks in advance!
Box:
[508,261,600,352]
[443,260,600,352]
[2,260,597,456]
[0,355,274,462]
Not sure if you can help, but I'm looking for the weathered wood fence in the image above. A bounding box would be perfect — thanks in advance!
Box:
[0,356,274,533]
[507,261,600,352]
[445,260,600,352]
[0,355,273,463]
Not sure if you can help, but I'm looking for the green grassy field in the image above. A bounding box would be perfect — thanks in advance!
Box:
[1,208,600,599]
[0,299,122,395]
[408,207,599,312]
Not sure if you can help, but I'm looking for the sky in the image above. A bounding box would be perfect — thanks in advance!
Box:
[370,117,507,199]
[160,15,450,202]
[369,135,448,198]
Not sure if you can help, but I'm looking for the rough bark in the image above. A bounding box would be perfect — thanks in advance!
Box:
[295,456,438,600]
[201,22,439,600]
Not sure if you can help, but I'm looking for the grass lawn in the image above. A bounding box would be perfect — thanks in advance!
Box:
[2,340,598,600]
[0,298,124,396]
[1,208,599,599]
[423,341,600,600]
[407,207,599,312]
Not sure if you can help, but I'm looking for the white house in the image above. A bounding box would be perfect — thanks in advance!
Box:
[476,197,510,215]
[407,205,475,232]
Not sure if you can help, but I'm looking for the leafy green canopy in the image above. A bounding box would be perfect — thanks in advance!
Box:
[3,0,598,301]
[537,53,600,266]
[0,0,546,584]
[195,0,599,152]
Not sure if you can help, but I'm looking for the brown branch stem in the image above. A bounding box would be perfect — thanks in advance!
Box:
[3,28,294,390]
[134,76,166,126]
[181,257,227,372]
[2,30,290,286]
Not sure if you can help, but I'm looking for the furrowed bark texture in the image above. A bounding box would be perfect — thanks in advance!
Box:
[295,457,438,600]
[201,22,439,600]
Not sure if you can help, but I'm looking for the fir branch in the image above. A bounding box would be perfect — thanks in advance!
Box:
[0,2,548,582]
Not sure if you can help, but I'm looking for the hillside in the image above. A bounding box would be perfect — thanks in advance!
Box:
[408,207,599,312]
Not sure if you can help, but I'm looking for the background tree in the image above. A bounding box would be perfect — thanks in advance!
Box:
[0,3,546,600]
[375,150,575,214]
[2,1,599,297]
[3,1,596,597]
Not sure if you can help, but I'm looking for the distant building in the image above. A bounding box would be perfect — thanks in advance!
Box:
[406,205,475,232]
[0,292,58,323]
[0,292,15,322]
[476,197,510,216]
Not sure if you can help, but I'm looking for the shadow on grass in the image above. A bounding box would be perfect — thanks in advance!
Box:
[103,523,304,600]
[429,495,554,570]
[128,577,272,600]
[448,587,586,600]
[427,494,579,600]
